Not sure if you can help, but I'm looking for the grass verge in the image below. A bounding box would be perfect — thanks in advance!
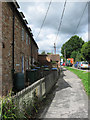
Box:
[65,67,90,96]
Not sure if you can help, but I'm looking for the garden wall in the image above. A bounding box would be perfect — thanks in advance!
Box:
[13,70,59,118]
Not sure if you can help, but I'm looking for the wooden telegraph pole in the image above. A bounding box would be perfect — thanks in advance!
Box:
[54,43,56,54]
[64,46,66,66]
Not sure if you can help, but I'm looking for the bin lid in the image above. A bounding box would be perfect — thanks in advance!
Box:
[44,68,49,71]
[44,65,48,68]
[52,68,57,70]
[35,67,40,69]
[31,69,37,71]
[41,66,44,68]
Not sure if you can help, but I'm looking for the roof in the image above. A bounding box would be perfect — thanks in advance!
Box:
[38,54,48,56]
[38,54,60,62]
[10,1,38,49]
[48,54,60,62]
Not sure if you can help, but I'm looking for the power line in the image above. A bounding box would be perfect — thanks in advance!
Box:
[74,2,88,34]
[55,0,67,42]
[36,0,52,40]
[54,0,67,54]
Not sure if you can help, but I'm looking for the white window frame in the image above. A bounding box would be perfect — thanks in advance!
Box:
[26,33,28,45]
[22,56,24,73]
[26,59,28,69]
[29,37,30,44]
[22,27,24,41]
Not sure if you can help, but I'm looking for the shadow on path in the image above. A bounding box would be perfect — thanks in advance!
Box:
[34,68,72,119]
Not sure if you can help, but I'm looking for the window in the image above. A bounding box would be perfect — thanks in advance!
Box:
[26,59,28,69]
[26,33,28,45]
[33,58,35,64]
[22,56,24,73]
[22,27,24,40]
[29,56,31,65]
[29,37,30,44]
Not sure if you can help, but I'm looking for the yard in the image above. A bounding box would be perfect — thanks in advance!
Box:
[65,67,90,96]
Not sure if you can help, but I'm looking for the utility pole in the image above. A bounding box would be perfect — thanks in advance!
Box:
[64,46,66,66]
[54,43,56,54]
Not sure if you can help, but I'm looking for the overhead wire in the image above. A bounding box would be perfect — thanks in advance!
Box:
[74,2,88,34]
[38,1,87,54]
[54,0,67,54]
[55,0,67,42]
[36,0,52,40]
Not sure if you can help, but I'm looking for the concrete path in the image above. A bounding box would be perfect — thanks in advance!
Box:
[38,67,88,119]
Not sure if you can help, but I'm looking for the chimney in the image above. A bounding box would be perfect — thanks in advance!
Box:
[20,12,25,18]
[54,43,56,54]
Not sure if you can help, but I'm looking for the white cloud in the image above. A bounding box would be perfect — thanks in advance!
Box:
[17,1,88,55]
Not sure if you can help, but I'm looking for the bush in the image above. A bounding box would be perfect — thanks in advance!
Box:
[1,92,18,119]
[0,90,39,119]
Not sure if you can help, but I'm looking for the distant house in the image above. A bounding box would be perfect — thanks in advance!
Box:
[0,1,38,96]
[38,54,60,68]
[38,54,51,67]
[48,54,60,68]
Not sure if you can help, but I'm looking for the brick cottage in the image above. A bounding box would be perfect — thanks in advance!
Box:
[0,1,38,96]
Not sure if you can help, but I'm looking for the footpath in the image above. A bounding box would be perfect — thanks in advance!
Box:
[36,67,89,119]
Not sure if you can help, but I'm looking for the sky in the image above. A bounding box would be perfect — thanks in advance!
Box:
[17,0,88,55]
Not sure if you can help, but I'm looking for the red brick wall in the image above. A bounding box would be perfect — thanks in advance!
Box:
[2,2,13,96]
[38,55,52,67]
[1,2,38,96]
[14,14,31,72]
[0,2,2,96]
[32,40,38,63]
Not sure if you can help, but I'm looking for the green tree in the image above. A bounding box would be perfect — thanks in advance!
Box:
[41,51,46,55]
[61,35,84,58]
[81,41,90,63]
[47,52,51,54]
[75,51,83,62]
[60,56,65,62]
[70,51,77,61]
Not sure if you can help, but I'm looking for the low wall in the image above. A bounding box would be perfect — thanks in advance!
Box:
[13,70,59,117]
[0,70,59,118]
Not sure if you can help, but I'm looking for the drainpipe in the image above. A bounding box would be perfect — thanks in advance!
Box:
[12,7,15,87]
[31,40,33,65]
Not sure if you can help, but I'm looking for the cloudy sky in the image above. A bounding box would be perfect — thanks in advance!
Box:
[17,0,88,55]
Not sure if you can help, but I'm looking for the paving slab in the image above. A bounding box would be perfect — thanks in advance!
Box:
[38,67,88,119]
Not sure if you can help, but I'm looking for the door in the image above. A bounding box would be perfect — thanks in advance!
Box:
[22,56,24,73]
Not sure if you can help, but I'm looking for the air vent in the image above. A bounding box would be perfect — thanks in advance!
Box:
[24,19,28,24]
[13,0,20,8]
[28,27,31,32]
[20,12,25,18]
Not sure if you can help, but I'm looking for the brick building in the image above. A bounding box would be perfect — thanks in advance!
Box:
[38,54,60,68]
[0,1,38,96]
[38,54,51,67]
[48,54,60,68]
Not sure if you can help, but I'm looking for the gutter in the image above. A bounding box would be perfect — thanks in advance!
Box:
[12,7,15,87]
[31,40,33,65]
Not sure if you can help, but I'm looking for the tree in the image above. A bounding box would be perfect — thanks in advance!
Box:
[75,51,83,62]
[41,51,46,55]
[81,41,90,63]
[61,35,84,58]
[47,52,51,54]
[60,56,65,62]
[70,51,78,61]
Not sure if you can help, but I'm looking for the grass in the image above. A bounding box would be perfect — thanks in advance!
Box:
[65,67,90,96]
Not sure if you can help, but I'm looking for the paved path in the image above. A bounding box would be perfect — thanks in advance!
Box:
[38,67,88,119]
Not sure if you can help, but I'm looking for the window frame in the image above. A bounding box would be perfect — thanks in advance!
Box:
[22,27,24,41]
